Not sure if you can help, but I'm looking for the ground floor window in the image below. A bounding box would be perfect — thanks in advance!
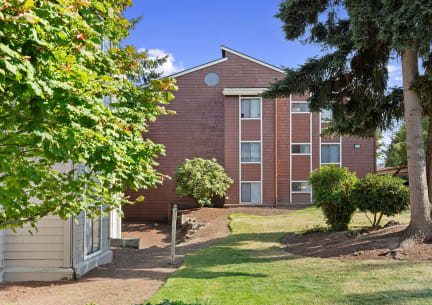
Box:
[241,182,261,203]
[292,181,311,193]
[321,144,340,164]
[85,210,102,256]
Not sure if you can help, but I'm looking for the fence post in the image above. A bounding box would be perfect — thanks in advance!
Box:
[170,203,178,265]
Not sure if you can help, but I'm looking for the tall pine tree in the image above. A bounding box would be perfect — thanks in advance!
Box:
[265,0,432,242]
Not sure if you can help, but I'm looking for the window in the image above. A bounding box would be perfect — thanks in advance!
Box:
[291,102,309,113]
[292,182,312,193]
[321,109,332,121]
[321,144,340,164]
[241,182,261,203]
[292,144,310,154]
[84,211,102,256]
[241,142,261,162]
[241,98,261,118]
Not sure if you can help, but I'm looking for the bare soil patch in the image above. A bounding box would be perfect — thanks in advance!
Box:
[282,223,432,261]
[0,206,298,305]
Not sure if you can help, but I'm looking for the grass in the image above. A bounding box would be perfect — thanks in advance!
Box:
[147,208,432,305]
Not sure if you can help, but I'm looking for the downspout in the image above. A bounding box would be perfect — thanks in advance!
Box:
[274,98,278,207]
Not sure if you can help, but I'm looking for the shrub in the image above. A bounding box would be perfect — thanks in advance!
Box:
[351,174,410,227]
[174,158,233,207]
[308,166,357,231]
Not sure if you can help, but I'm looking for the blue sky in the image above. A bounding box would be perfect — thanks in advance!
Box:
[123,0,403,89]
[123,1,403,163]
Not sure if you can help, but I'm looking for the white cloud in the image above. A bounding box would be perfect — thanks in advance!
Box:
[387,64,402,86]
[387,65,400,73]
[139,48,184,77]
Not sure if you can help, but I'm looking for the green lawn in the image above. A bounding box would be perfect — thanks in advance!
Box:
[147,208,432,305]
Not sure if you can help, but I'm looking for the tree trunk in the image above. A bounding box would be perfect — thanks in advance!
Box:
[427,113,432,204]
[402,49,432,241]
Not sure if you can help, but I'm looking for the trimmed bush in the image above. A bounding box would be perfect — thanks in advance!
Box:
[174,158,233,207]
[352,174,409,227]
[308,165,357,231]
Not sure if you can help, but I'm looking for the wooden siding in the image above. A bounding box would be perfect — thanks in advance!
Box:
[2,216,66,268]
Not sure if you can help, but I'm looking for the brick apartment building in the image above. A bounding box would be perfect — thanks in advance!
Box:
[124,46,376,221]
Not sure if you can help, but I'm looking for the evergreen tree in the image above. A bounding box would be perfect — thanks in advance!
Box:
[265,0,432,241]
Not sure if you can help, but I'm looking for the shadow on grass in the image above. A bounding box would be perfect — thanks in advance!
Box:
[338,288,432,305]
[169,269,267,279]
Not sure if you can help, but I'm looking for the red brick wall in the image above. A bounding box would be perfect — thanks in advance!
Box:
[124,48,376,220]
[241,164,261,181]
[342,137,376,178]
[262,99,276,203]
[224,96,240,205]
[124,50,284,220]
[291,114,310,143]
[241,120,260,141]
[276,98,291,202]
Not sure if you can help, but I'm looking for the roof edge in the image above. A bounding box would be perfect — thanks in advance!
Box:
[166,57,228,78]
[220,45,286,74]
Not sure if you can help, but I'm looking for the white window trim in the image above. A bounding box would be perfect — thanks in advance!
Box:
[320,109,333,122]
[240,181,262,204]
[291,181,312,194]
[291,100,311,113]
[320,143,342,166]
[290,95,313,203]
[83,208,103,260]
[291,143,311,155]
[240,97,262,119]
[240,141,262,163]
[239,96,263,204]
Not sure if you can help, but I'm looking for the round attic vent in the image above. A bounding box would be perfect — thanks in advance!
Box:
[205,72,219,86]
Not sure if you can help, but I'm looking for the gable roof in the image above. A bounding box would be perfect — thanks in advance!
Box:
[220,45,285,74]
[167,45,285,78]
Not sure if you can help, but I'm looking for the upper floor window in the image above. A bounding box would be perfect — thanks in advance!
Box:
[321,144,340,164]
[291,102,309,113]
[241,142,261,162]
[321,109,333,121]
[241,98,261,118]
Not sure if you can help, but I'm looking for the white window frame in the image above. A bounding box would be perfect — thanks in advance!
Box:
[239,96,263,204]
[240,97,261,120]
[291,143,311,155]
[320,108,333,122]
[83,207,103,260]
[320,143,341,166]
[291,181,312,194]
[291,101,310,113]
[240,181,262,204]
[240,141,262,164]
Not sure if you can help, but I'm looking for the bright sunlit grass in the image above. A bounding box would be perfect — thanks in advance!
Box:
[147,208,431,305]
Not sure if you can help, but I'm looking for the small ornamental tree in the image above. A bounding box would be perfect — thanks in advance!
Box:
[174,158,233,207]
[352,174,410,227]
[308,166,357,231]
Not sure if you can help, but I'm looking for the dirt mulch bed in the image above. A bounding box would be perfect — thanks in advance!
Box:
[282,224,432,261]
[0,206,299,305]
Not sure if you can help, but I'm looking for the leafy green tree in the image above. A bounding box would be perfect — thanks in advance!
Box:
[265,0,432,241]
[174,158,233,207]
[0,0,176,229]
[352,174,409,227]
